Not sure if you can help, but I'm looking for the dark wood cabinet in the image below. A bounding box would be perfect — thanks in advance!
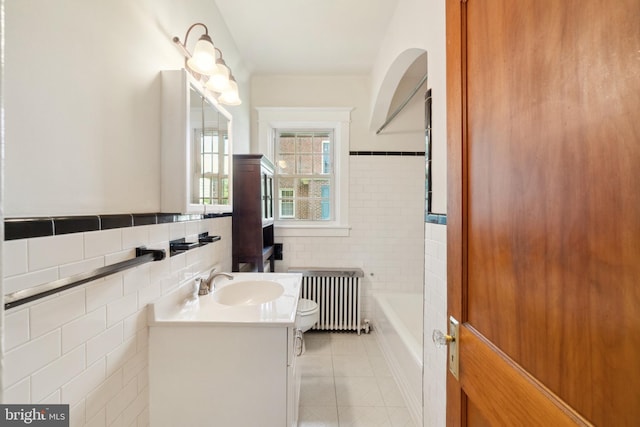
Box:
[232,154,275,272]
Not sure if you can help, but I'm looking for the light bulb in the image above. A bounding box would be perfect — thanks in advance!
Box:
[206,65,230,93]
[186,34,217,75]
[219,77,241,106]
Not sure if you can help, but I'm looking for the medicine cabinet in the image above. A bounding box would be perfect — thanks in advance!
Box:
[161,69,232,214]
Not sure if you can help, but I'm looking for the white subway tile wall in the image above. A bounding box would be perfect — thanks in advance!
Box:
[276,156,425,321]
[28,233,85,271]
[2,216,232,427]
[423,222,448,427]
[4,239,28,277]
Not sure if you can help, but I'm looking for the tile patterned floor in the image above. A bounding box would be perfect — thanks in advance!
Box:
[297,332,418,427]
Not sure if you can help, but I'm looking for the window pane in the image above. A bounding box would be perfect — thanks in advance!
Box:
[203,154,213,173]
[223,154,229,174]
[201,178,211,197]
[296,199,311,220]
[211,154,219,174]
[309,179,330,197]
[211,180,219,197]
[280,177,295,190]
[312,134,330,152]
[297,136,313,154]
[221,178,229,202]
[203,135,214,153]
[278,155,295,175]
[275,129,334,222]
[312,153,330,174]
[278,135,296,153]
[298,155,313,174]
[296,178,309,195]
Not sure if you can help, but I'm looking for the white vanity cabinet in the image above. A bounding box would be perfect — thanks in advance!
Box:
[148,273,302,427]
[149,325,300,426]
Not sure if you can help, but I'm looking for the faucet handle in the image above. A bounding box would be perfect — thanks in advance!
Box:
[196,277,210,295]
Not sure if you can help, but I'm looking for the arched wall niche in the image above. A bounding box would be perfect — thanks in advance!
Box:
[369,47,427,132]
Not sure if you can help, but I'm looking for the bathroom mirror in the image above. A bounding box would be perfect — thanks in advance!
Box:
[161,69,233,214]
[191,87,231,208]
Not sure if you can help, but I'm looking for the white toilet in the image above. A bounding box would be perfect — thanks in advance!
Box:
[296,298,319,355]
[296,298,319,333]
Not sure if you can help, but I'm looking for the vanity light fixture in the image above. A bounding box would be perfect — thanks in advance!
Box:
[173,22,242,106]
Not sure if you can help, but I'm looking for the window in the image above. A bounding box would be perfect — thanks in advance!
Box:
[275,130,333,221]
[195,127,229,205]
[256,107,352,237]
[279,188,295,218]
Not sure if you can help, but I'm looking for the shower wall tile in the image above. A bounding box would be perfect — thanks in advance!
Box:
[274,155,425,321]
[423,222,447,427]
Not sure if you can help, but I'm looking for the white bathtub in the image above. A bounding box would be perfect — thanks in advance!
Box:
[374,292,423,425]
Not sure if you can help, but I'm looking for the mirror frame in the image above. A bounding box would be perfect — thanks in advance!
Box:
[161,69,233,214]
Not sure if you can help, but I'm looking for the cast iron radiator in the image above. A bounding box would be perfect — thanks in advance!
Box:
[288,267,365,334]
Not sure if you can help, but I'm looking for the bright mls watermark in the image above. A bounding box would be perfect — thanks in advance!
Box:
[0,405,69,426]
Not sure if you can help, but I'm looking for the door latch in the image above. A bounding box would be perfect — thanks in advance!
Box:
[432,316,460,379]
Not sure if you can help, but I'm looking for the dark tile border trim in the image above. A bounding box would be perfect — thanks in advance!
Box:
[5,218,55,241]
[54,216,100,235]
[350,151,426,156]
[100,214,134,230]
[425,213,447,225]
[5,212,232,241]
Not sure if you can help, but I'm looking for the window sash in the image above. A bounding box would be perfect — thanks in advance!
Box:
[194,127,229,205]
[275,129,334,221]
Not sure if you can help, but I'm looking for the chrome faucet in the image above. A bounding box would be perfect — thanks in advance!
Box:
[197,268,234,295]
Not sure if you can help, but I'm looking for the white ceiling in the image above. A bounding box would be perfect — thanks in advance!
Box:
[213,0,400,75]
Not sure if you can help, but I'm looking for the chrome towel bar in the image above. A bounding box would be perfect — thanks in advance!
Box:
[4,247,165,310]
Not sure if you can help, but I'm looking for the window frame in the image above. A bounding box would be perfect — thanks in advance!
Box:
[279,188,296,219]
[274,129,335,222]
[256,107,352,237]
[195,126,230,206]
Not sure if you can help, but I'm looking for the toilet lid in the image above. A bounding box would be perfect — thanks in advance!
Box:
[297,298,318,314]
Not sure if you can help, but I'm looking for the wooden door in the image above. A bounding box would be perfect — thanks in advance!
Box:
[446,0,640,425]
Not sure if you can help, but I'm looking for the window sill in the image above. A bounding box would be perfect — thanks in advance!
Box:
[274,224,351,237]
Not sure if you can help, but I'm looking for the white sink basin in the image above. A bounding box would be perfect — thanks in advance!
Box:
[213,280,285,306]
[148,272,302,325]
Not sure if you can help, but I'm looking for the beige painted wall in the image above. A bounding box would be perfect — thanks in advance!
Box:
[5,0,251,217]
